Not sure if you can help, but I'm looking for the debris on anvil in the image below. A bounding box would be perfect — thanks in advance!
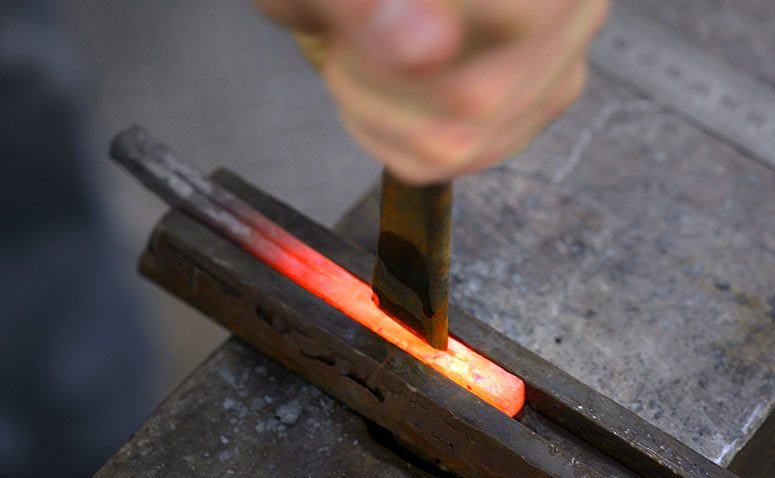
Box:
[275,399,303,426]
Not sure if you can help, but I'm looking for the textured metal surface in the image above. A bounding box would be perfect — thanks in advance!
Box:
[630,0,775,87]
[447,69,775,466]
[106,128,641,475]
[122,162,729,477]
[590,0,775,171]
[96,339,437,478]
[373,171,452,349]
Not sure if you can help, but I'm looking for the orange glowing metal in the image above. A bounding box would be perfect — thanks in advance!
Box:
[235,210,525,417]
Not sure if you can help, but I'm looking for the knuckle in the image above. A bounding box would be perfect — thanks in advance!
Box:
[438,80,501,117]
[419,142,469,170]
[414,120,484,166]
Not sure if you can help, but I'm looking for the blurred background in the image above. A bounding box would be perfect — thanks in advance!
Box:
[61,0,381,403]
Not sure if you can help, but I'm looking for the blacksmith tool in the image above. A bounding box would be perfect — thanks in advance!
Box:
[372,171,452,350]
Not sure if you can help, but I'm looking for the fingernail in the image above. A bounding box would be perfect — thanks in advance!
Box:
[367,0,447,67]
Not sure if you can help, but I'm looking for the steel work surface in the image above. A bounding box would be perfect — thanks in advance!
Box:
[98,0,773,475]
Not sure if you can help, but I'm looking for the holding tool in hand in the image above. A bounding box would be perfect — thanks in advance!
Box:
[259,0,609,348]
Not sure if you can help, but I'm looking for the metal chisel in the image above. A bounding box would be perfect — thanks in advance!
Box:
[371,170,452,350]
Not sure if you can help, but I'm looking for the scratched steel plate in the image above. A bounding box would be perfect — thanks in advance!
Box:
[450,66,775,464]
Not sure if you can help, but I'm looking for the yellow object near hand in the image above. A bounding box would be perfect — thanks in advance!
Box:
[257,0,609,184]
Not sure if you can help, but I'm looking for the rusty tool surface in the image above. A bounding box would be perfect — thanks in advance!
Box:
[373,171,452,350]
[110,126,737,478]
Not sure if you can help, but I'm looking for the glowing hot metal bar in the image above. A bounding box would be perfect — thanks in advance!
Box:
[111,126,525,417]
[228,210,524,416]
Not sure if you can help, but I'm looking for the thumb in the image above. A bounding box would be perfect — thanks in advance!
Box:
[323,0,463,71]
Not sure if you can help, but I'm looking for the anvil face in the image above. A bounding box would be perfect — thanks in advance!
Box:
[113,127,738,478]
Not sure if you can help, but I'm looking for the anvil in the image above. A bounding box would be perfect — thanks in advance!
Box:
[108,126,737,478]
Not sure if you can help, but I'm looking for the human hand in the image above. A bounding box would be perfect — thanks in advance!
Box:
[256,0,609,184]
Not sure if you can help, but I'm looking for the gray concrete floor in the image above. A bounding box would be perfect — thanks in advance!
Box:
[61,0,381,404]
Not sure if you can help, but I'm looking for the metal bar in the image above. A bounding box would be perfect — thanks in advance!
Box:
[112,127,736,478]
[373,170,452,349]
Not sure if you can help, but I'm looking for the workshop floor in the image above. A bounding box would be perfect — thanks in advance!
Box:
[62,0,381,406]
